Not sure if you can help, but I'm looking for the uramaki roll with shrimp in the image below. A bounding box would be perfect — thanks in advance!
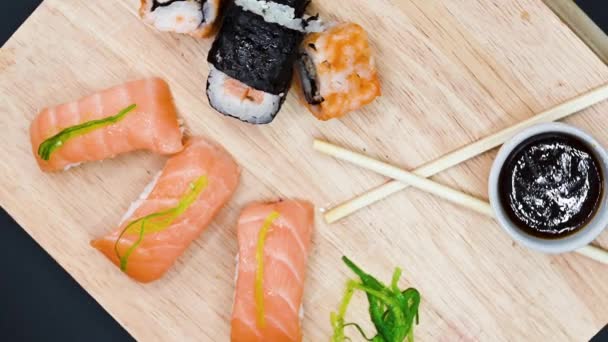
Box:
[296,22,381,121]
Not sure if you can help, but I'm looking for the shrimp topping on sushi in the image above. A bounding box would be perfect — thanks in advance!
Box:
[297,23,381,121]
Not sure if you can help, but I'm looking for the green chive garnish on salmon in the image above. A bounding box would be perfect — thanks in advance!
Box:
[115,175,209,272]
[91,137,240,283]
[37,104,137,161]
[254,210,281,328]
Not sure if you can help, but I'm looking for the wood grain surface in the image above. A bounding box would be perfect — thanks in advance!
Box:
[1,0,607,340]
[544,0,608,64]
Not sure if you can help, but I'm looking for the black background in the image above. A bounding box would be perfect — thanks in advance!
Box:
[1,1,607,341]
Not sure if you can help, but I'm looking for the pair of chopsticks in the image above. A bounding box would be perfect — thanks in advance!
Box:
[314,83,608,264]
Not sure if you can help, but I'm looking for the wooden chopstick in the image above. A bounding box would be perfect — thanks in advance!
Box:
[314,139,608,264]
[324,83,608,223]
[314,140,495,216]
[577,245,608,264]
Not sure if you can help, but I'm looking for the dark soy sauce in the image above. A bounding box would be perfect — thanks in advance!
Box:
[498,133,603,239]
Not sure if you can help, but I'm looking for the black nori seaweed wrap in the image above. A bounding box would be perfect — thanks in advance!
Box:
[207,4,304,95]
[273,0,310,17]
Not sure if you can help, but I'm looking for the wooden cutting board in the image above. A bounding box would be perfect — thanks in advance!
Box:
[1,0,607,340]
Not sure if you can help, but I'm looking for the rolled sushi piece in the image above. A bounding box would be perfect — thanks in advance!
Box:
[296,23,381,121]
[139,0,222,38]
[206,2,308,124]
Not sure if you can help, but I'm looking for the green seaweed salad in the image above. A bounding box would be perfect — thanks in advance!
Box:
[331,257,421,342]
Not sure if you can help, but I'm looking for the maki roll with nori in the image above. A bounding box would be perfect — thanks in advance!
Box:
[209,5,303,95]
[139,0,222,38]
[206,0,310,124]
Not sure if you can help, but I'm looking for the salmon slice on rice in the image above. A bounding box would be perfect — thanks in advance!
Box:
[231,200,314,342]
[30,78,183,172]
[91,137,240,283]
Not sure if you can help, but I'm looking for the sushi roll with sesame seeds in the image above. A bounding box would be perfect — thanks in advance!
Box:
[206,1,310,124]
[139,0,222,38]
[296,22,381,121]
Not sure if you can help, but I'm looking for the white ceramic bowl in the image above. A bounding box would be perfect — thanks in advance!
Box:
[488,123,608,254]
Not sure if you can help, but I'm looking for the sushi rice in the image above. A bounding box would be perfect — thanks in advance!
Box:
[62,162,82,171]
[235,0,323,32]
[118,172,162,226]
[207,65,284,124]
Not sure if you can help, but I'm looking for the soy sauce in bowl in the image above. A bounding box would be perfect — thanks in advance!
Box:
[498,133,604,239]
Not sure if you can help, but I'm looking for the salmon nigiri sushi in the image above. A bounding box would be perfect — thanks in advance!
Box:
[30,78,183,172]
[231,200,314,342]
[91,137,240,283]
